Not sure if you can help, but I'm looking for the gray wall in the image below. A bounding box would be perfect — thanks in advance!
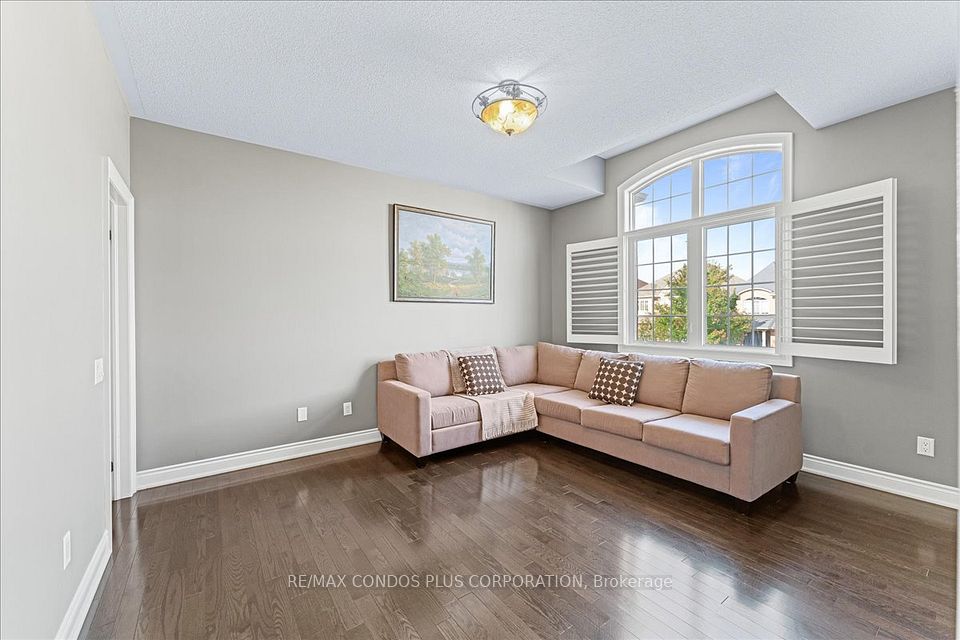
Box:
[551,91,958,486]
[131,119,552,470]
[0,3,131,638]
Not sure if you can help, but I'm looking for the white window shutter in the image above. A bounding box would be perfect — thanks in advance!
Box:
[779,178,896,364]
[567,237,620,344]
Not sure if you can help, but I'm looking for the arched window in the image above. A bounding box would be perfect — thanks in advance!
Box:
[617,133,792,357]
[569,131,895,365]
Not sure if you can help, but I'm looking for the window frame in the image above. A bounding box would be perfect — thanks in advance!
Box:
[617,133,794,366]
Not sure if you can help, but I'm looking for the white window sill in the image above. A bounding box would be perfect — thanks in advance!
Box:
[618,343,794,367]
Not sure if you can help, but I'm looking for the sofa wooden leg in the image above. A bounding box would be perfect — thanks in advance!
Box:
[415,457,427,468]
[784,472,799,484]
[380,433,391,445]
[734,498,753,515]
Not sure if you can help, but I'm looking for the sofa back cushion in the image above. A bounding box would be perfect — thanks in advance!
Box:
[574,350,627,392]
[628,353,690,411]
[495,345,538,386]
[395,350,454,397]
[446,346,498,394]
[536,342,583,388]
[457,354,506,395]
[588,359,644,406]
[681,358,773,420]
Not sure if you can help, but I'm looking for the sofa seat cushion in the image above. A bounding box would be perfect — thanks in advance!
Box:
[507,383,570,397]
[642,414,731,465]
[430,395,480,430]
[580,403,680,440]
[534,390,605,424]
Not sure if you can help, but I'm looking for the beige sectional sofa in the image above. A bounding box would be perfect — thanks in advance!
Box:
[377,342,802,508]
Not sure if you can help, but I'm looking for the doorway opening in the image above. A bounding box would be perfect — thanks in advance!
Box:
[103,157,136,515]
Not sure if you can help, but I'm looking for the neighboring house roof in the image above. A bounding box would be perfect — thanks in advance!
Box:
[754,262,776,283]
[734,263,776,294]
[637,262,775,294]
[736,285,774,296]
[638,272,721,292]
[752,317,776,330]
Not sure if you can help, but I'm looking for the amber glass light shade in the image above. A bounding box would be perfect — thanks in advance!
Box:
[479,98,539,136]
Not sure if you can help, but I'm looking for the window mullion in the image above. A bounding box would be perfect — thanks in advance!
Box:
[688,226,705,349]
[692,159,703,220]
[625,238,637,343]
[688,160,704,347]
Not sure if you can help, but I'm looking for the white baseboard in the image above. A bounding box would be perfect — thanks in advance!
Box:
[802,454,958,509]
[135,431,956,508]
[137,428,382,490]
[56,528,111,640]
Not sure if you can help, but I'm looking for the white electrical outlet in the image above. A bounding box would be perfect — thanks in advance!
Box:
[343,401,353,416]
[63,531,71,570]
[916,436,935,457]
[94,358,104,385]
[297,407,308,422]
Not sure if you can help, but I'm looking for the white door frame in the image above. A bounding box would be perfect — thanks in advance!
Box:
[103,157,137,504]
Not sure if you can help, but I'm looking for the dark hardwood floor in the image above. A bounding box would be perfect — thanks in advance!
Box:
[81,434,956,640]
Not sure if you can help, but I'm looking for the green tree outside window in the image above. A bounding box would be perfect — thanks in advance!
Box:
[637,262,753,344]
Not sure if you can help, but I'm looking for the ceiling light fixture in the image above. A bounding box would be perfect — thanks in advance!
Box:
[472,80,547,137]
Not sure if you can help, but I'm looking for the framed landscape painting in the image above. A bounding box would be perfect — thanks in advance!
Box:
[392,204,495,303]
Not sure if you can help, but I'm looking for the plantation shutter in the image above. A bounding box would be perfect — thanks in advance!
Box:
[567,237,620,344]
[779,178,896,364]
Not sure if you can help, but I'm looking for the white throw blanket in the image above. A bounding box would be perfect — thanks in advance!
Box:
[459,389,538,440]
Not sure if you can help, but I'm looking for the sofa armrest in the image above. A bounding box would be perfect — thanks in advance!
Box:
[729,399,802,502]
[377,380,431,458]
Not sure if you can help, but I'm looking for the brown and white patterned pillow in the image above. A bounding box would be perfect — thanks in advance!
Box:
[457,354,505,395]
[588,358,644,406]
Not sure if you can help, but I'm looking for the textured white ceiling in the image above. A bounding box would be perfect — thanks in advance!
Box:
[92,1,958,209]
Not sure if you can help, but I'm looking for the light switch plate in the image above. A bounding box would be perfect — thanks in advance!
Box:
[343,402,352,416]
[94,358,104,385]
[297,407,308,422]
